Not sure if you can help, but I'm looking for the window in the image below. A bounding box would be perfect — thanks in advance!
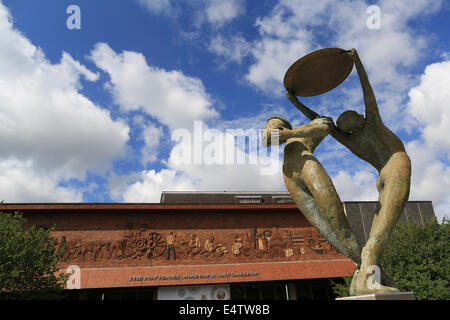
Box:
[235,196,262,204]
[229,282,288,300]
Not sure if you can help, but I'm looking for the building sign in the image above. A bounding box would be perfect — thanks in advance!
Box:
[129,271,258,282]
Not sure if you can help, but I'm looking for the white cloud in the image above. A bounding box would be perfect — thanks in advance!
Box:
[0,160,82,202]
[209,35,251,64]
[332,169,378,202]
[246,37,311,94]
[122,169,196,202]
[121,159,286,203]
[135,0,244,27]
[0,3,130,201]
[408,60,450,152]
[206,0,245,26]
[135,0,172,15]
[405,59,450,221]
[89,43,219,131]
[210,0,443,103]
[141,122,164,164]
[406,140,450,221]
[117,116,286,202]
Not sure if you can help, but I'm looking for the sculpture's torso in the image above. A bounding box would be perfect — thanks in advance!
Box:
[337,121,406,172]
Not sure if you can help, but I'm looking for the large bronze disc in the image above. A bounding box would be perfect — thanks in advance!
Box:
[283,48,354,97]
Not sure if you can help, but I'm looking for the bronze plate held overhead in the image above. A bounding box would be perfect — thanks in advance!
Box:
[283,48,354,97]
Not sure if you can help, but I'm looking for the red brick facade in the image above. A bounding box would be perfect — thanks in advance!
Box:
[2,203,356,289]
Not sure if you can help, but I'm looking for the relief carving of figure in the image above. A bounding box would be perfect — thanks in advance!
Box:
[267,226,289,257]
[231,235,243,256]
[184,233,202,258]
[59,237,83,261]
[81,240,109,261]
[123,229,149,260]
[108,239,126,260]
[166,232,176,261]
[202,235,227,257]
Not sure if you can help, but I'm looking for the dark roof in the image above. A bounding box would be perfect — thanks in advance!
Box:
[160,191,295,204]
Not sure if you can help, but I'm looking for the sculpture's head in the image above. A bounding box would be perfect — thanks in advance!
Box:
[262,116,292,147]
[336,110,365,133]
[265,116,292,130]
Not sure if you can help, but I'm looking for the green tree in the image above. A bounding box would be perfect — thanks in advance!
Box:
[0,211,68,299]
[331,217,450,300]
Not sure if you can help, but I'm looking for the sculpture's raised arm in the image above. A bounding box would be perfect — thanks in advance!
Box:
[286,90,320,121]
[344,48,382,124]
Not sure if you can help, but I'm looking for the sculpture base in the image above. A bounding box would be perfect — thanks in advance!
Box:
[336,292,416,300]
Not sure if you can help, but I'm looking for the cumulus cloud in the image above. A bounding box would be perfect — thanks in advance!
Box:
[135,0,172,15]
[408,60,450,152]
[122,169,196,202]
[206,0,245,26]
[135,0,244,27]
[117,116,286,202]
[210,0,443,102]
[209,35,251,64]
[121,160,285,203]
[0,160,82,203]
[406,141,450,208]
[332,169,378,202]
[246,37,310,94]
[89,43,219,131]
[140,122,164,165]
[0,3,129,201]
[405,59,450,221]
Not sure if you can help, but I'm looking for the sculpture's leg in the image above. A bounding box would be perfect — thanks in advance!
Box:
[283,142,363,264]
[354,152,411,295]
[284,176,355,260]
[301,157,363,264]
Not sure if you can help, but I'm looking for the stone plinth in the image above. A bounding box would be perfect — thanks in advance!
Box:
[336,292,416,300]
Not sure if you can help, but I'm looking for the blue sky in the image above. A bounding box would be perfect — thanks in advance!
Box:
[0,0,449,220]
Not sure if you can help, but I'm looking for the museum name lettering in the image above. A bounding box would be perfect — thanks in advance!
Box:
[129,271,258,282]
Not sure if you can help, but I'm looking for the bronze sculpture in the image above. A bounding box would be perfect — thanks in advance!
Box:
[264,48,411,295]
[263,116,363,265]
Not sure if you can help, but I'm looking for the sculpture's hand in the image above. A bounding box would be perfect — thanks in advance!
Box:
[262,127,289,147]
[311,116,333,134]
[278,127,292,143]
[342,48,358,61]
[312,116,333,126]
[286,89,296,101]
[263,127,291,146]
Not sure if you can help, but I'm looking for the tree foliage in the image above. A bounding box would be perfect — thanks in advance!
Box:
[331,217,450,300]
[0,211,68,299]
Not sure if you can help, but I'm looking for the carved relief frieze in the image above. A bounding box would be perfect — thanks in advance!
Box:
[56,226,342,267]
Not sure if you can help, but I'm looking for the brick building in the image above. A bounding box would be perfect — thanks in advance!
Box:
[1,192,436,300]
